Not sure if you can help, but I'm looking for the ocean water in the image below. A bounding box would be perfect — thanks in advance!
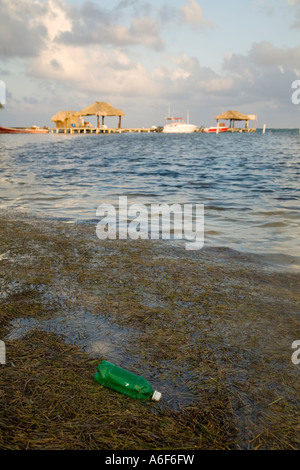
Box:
[0,130,299,267]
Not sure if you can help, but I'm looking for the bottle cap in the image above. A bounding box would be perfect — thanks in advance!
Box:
[152,391,162,402]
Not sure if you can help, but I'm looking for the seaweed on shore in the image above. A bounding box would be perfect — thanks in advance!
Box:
[0,330,236,450]
[0,212,299,450]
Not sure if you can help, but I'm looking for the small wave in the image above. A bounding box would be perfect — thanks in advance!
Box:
[255,221,288,228]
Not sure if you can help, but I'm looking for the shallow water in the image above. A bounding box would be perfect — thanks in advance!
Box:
[6,310,133,364]
[0,130,299,266]
[6,310,196,409]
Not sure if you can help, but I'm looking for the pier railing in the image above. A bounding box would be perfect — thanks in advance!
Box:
[48,127,157,134]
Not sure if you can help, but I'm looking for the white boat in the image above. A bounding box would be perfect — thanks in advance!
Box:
[162,117,198,133]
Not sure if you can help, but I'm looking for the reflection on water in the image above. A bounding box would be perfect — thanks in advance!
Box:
[0,130,299,266]
[6,310,132,364]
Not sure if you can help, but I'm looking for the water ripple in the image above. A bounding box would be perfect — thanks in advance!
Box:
[0,130,299,265]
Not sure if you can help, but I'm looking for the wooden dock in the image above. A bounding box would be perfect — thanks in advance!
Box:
[48,127,257,135]
[226,128,256,133]
[48,127,157,134]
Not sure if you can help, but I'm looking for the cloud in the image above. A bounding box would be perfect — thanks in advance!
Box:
[254,0,275,16]
[17,0,159,97]
[0,0,164,98]
[128,17,164,51]
[222,42,300,112]
[286,0,300,27]
[151,54,236,105]
[28,42,155,98]
[181,0,214,28]
[0,0,48,58]
[286,0,300,5]
[1,0,299,128]
[0,0,165,58]
[158,3,180,23]
[54,1,164,51]
[250,41,300,71]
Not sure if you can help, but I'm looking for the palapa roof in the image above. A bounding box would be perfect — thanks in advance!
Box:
[51,110,77,122]
[215,110,250,121]
[77,102,125,117]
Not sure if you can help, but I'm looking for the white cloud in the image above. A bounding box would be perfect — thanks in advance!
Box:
[28,45,155,97]
[0,0,165,58]
[41,0,73,42]
[181,0,214,28]
[1,0,161,98]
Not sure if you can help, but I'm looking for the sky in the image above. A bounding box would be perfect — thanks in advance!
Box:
[0,0,300,128]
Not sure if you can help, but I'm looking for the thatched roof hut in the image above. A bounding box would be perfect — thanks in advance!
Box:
[215,110,252,129]
[77,102,125,128]
[215,110,250,121]
[51,110,79,129]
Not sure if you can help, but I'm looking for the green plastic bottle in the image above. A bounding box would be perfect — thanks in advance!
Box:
[94,360,161,402]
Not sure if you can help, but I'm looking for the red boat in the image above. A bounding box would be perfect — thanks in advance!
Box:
[203,125,229,133]
[0,125,48,134]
